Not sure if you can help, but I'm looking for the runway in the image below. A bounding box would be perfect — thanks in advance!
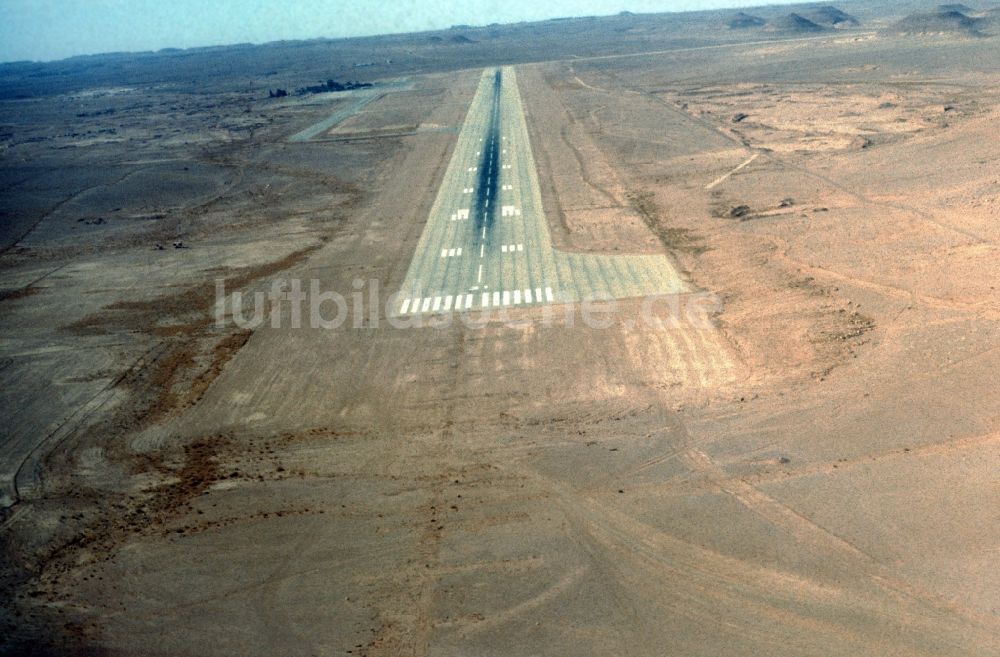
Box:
[396,66,688,316]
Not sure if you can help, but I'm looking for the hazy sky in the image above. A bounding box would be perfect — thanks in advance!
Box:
[2,0,794,63]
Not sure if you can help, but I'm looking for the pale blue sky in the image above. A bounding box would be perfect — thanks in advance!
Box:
[2,0,793,63]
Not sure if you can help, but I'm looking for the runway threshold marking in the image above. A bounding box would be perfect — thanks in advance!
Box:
[399,286,555,316]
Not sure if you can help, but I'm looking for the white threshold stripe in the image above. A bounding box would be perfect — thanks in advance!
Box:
[396,288,559,316]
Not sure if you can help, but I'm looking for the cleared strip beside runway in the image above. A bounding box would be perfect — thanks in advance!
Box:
[396,66,688,317]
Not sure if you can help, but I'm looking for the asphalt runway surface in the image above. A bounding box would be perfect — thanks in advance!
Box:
[396,67,688,316]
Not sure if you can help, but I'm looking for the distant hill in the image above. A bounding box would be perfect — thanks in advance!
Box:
[936,4,975,13]
[807,6,860,27]
[768,13,829,32]
[889,9,985,35]
[424,34,476,45]
[728,12,766,29]
[980,7,1000,30]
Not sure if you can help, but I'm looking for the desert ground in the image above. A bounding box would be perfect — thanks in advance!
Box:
[1,1,999,655]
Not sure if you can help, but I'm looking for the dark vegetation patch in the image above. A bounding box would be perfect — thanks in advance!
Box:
[628,190,707,255]
[62,244,321,447]
[65,243,321,337]
[0,284,39,302]
[2,420,368,654]
[786,276,877,378]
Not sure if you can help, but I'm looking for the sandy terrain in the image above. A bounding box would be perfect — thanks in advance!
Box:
[2,2,999,655]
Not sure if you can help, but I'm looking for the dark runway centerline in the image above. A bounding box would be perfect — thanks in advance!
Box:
[473,70,503,247]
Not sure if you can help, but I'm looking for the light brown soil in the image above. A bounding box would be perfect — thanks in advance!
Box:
[2,7,999,657]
